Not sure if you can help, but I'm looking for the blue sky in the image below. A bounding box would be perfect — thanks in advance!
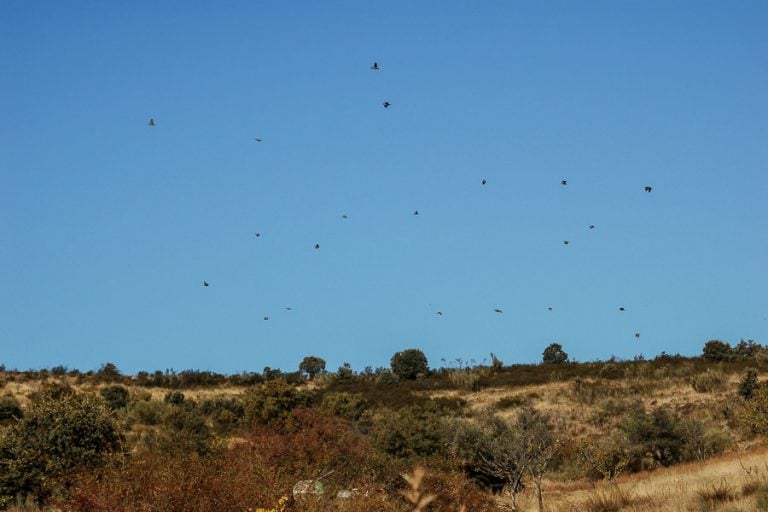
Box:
[1,1,766,374]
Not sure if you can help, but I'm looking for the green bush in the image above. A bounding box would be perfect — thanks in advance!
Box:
[0,396,22,423]
[372,401,446,458]
[163,390,186,405]
[298,356,326,379]
[127,399,168,426]
[690,370,727,393]
[739,369,759,400]
[100,385,130,410]
[242,379,315,426]
[157,406,214,455]
[542,343,569,364]
[321,392,368,421]
[702,340,733,362]
[0,390,121,507]
[390,349,428,380]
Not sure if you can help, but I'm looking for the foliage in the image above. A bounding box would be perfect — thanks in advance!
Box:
[96,362,122,382]
[242,379,315,426]
[690,369,727,393]
[299,356,327,379]
[542,343,569,364]
[372,402,446,458]
[738,369,759,400]
[99,385,129,410]
[0,389,121,507]
[702,340,733,362]
[577,434,632,482]
[157,405,215,455]
[0,396,22,423]
[391,349,429,380]
[163,390,185,405]
[740,383,768,436]
[320,391,368,421]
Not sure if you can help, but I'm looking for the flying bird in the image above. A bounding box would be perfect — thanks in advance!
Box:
[494,309,503,314]
[254,138,263,142]
[371,62,379,70]
[548,307,553,311]
[314,243,320,249]
[254,232,261,238]
[619,307,625,312]
[436,311,443,316]
[285,307,292,311]
[341,214,348,219]
[203,281,209,287]
[383,101,391,108]
[148,118,156,127]
[563,240,569,245]
[413,210,419,216]
[263,315,269,321]
[589,225,595,230]
[481,179,487,185]
[635,333,641,339]
[561,179,567,186]
[644,186,652,192]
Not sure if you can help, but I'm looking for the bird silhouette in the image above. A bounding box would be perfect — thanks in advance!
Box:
[413,210,419,216]
[383,101,391,108]
[482,179,487,185]
[203,281,209,287]
[148,118,156,127]
[314,243,320,249]
[254,233,261,238]
[371,62,379,70]
[561,179,567,186]
[589,225,595,230]
[548,307,553,311]
[341,214,348,219]
[563,240,569,245]
[619,307,625,312]
[635,333,641,339]
[494,309,503,314]
[285,307,292,311]
[254,138,263,142]
[436,311,443,316]
[263,315,269,321]
[644,186,652,192]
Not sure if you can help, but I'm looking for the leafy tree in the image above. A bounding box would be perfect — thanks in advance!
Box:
[96,362,122,382]
[702,339,733,361]
[390,349,428,380]
[542,343,569,364]
[0,390,121,507]
[298,356,326,379]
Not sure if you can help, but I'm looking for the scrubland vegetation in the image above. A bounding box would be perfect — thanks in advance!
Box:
[1,339,768,511]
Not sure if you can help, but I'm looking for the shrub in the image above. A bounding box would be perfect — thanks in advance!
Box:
[448,369,482,391]
[0,390,121,507]
[690,369,727,393]
[299,356,326,379]
[390,349,428,380]
[243,379,315,426]
[756,483,768,512]
[582,488,637,512]
[740,384,768,435]
[702,340,733,362]
[372,402,446,458]
[321,392,368,421]
[99,385,130,410]
[163,390,186,405]
[127,399,168,426]
[96,362,122,382]
[336,362,355,383]
[157,406,215,455]
[698,480,737,506]
[542,343,568,364]
[739,369,759,400]
[0,396,22,423]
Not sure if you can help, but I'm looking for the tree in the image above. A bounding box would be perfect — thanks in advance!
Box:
[702,340,733,361]
[390,349,428,380]
[96,362,122,382]
[542,343,568,364]
[299,356,326,379]
[518,407,560,512]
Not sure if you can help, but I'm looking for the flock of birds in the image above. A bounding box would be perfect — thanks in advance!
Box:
[148,61,655,341]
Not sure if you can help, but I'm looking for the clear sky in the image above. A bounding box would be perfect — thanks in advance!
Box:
[1,1,766,375]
